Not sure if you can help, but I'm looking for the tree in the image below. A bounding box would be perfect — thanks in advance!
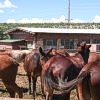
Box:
[0,31,11,40]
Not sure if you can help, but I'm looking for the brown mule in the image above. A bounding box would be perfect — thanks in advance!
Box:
[0,53,23,98]
[50,59,100,100]
[23,47,53,99]
[40,42,91,100]
[48,46,100,100]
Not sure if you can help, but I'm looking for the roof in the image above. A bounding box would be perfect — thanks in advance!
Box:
[4,27,100,34]
[0,39,25,43]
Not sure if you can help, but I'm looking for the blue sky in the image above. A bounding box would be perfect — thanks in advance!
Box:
[0,0,100,23]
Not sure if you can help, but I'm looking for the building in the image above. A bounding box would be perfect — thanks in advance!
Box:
[0,39,27,50]
[4,27,100,52]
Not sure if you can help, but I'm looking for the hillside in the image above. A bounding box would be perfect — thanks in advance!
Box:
[0,23,100,33]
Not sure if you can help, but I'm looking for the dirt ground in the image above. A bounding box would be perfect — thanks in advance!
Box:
[0,62,78,100]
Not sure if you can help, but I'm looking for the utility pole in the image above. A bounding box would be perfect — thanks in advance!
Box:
[65,0,72,28]
[68,0,70,23]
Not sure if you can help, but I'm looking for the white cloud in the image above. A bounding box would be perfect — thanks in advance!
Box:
[0,9,4,13]
[18,15,66,23]
[92,15,100,23]
[6,15,96,23]
[50,18,60,23]
[70,19,85,23]
[60,15,66,22]
[6,19,16,23]
[0,0,17,8]
[18,18,31,23]
[50,15,66,23]
[19,18,44,23]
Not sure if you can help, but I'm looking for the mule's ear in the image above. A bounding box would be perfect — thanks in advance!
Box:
[39,47,42,52]
[77,44,80,47]
[39,47,46,56]
[47,48,53,54]
[81,41,86,46]
[87,44,91,48]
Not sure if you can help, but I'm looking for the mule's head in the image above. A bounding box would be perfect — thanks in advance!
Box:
[39,47,53,67]
[77,41,91,65]
[9,51,26,63]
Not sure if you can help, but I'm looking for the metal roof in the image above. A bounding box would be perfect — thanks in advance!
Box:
[0,39,25,43]
[4,27,100,34]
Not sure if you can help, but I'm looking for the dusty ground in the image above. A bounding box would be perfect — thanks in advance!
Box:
[0,62,78,100]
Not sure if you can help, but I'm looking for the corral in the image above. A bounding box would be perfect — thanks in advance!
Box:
[0,27,100,99]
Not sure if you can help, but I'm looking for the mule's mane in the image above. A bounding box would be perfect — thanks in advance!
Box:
[57,52,69,57]
[57,50,70,57]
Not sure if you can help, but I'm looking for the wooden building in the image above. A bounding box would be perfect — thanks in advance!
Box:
[4,27,100,52]
[0,39,27,50]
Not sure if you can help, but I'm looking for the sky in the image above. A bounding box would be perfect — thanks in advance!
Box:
[0,0,100,23]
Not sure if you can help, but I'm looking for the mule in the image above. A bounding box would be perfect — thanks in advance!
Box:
[23,47,53,99]
[49,46,100,100]
[4,50,30,63]
[39,48,70,72]
[50,57,100,100]
[0,53,23,98]
[77,52,100,100]
[40,42,91,100]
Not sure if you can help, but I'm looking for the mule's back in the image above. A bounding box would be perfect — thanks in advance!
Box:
[0,53,19,70]
[68,52,84,68]
[0,53,19,77]
[23,52,42,76]
[0,53,23,98]
[88,52,100,62]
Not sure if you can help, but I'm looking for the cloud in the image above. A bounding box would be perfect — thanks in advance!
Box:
[18,15,86,23]
[18,15,66,23]
[50,15,66,23]
[6,19,16,23]
[70,19,85,23]
[18,18,44,23]
[6,15,95,23]
[0,0,17,8]
[0,9,4,13]
[92,15,100,23]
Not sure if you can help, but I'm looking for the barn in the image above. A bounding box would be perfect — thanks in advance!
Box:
[3,27,100,52]
[0,39,27,50]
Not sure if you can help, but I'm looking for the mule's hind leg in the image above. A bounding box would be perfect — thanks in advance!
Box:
[45,89,53,100]
[40,76,45,99]
[4,83,15,98]
[77,78,90,100]
[32,76,37,99]
[9,83,23,98]
[28,75,32,94]
[62,92,70,100]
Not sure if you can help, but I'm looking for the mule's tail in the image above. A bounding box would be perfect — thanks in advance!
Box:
[48,70,89,93]
[49,76,83,93]
[42,61,92,93]
[42,70,53,91]
[42,69,82,93]
[42,69,64,92]
[49,60,93,93]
